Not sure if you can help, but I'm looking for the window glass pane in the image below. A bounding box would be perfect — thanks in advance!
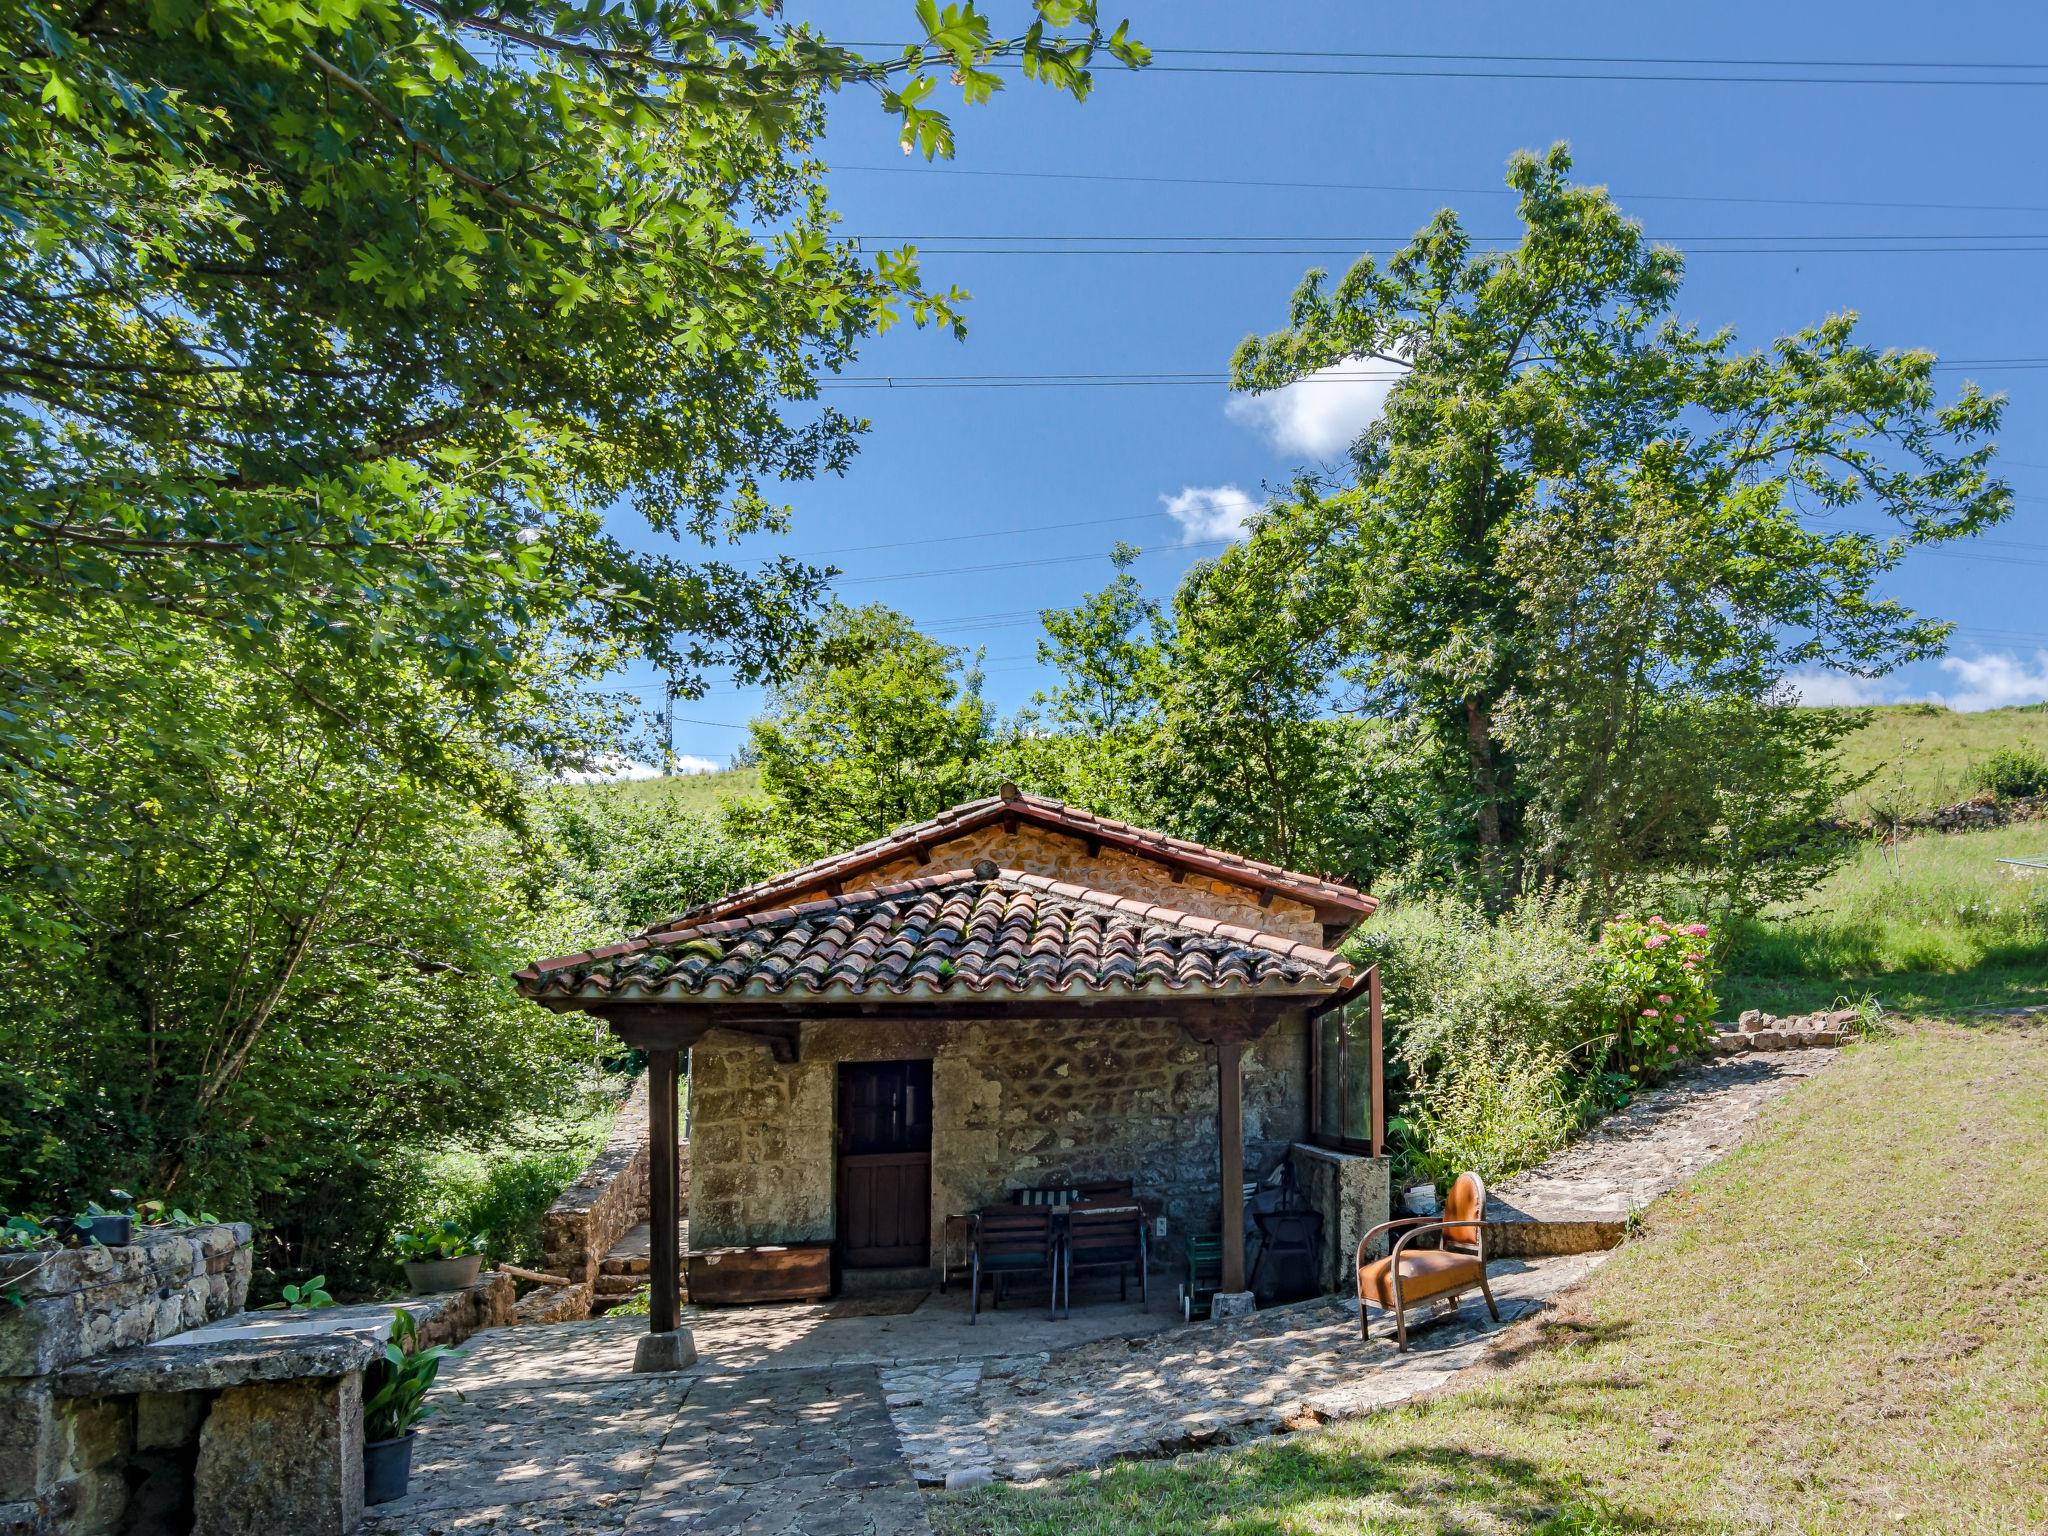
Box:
[1316,1011,1342,1135]
[1342,998,1376,1143]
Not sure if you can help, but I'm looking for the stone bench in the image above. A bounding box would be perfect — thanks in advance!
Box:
[17,1257,511,1536]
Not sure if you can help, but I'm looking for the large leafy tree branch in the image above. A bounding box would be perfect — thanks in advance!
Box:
[1226,144,2010,906]
[1,0,1144,805]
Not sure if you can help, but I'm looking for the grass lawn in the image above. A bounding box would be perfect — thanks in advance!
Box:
[1724,823,2048,1022]
[588,763,760,814]
[1834,702,2048,820]
[934,1021,2048,1536]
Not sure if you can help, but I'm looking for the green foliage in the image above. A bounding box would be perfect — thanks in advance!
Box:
[535,790,778,938]
[1400,1038,1584,1190]
[362,1308,461,1442]
[392,1220,485,1263]
[399,1105,613,1271]
[1224,144,2010,908]
[742,604,996,858]
[279,1275,334,1311]
[1592,915,1719,1074]
[1973,743,2048,800]
[1,0,1142,811]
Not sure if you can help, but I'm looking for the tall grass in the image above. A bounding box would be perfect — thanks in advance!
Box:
[1726,822,2048,979]
[1834,702,2048,819]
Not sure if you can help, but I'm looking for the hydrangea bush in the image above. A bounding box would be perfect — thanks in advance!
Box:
[1594,914,1719,1075]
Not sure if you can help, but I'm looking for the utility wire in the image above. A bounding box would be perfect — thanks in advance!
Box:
[831,162,2048,218]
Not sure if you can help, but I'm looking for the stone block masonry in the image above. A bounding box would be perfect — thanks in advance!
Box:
[689,1011,1310,1271]
[540,1075,689,1292]
[0,1223,250,1534]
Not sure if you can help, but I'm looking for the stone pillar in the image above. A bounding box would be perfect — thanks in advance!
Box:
[191,1372,363,1536]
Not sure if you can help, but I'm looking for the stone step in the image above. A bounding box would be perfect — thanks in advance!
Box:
[600,1254,650,1277]
[594,1273,644,1297]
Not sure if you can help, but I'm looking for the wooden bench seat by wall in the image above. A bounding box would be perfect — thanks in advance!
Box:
[686,1242,833,1305]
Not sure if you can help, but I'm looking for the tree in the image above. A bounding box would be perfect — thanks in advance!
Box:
[1,0,1145,812]
[1228,144,2011,908]
[741,604,993,856]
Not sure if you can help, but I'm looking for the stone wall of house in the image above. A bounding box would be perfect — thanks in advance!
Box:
[688,1011,1311,1271]
[1288,1143,1392,1295]
[0,1223,251,1535]
[772,821,1328,947]
[539,1074,689,1291]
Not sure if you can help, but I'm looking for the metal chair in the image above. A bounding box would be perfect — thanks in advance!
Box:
[1061,1200,1147,1315]
[968,1204,1059,1324]
[1179,1232,1224,1321]
[1355,1171,1500,1350]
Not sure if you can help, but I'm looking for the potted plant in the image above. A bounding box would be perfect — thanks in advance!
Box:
[361,1308,463,1506]
[394,1220,486,1294]
[71,1190,135,1248]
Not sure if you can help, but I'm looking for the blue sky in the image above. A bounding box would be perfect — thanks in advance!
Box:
[620,1,2048,773]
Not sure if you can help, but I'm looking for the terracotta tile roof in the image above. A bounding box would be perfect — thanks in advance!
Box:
[515,865,1353,1004]
[644,787,1376,937]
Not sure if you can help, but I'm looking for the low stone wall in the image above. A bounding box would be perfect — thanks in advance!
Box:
[1707,1008,1856,1054]
[511,1280,592,1326]
[0,1223,251,1535]
[1288,1144,1391,1294]
[539,1075,686,1291]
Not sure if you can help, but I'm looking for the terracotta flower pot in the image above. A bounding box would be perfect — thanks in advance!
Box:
[402,1254,483,1294]
[362,1431,416,1506]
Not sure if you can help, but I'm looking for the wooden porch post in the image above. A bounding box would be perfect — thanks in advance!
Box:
[1216,1037,1246,1294]
[647,1047,682,1335]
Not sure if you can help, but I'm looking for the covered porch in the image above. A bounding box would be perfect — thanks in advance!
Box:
[515,844,1387,1370]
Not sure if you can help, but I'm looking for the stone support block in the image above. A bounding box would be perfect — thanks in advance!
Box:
[1289,1143,1391,1293]
[191,1372,362,1536]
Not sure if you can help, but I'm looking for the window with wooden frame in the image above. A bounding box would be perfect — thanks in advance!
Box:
[1307,966,1384,1154]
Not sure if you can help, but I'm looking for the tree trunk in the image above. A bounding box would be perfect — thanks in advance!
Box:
[1465,698,1509,909]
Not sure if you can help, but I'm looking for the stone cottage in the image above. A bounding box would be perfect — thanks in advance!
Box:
[516,787,1390,1360]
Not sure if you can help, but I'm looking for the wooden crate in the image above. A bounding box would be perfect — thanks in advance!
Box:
[686,1242,832,1305]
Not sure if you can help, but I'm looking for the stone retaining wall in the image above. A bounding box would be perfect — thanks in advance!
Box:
[539,1076,686,1291]
[0,1223,251,1535]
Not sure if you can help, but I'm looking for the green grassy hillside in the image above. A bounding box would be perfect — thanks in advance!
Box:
[592,764,760,814]
[1835,702,2048,820]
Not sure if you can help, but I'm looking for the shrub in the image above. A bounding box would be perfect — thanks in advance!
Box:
[1400,1038,1585,1188]
[1591,914,1720,1075]
[1973,744,2048,800]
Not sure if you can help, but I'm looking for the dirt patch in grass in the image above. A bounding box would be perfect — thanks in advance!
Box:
[934,1024,2048,1536]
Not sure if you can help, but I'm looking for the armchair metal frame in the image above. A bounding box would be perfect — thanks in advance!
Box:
[1354,1173,1500,1350]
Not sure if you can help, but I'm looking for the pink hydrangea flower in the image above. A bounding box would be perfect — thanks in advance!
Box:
[1644,933,1669,949]
[1674,1015,1686,1024]
[1649,915,1669,928]
[1642,1008,1660,1019]
[1657,994,1673,1005]
[1685,952,1703,963]
[1683,923,1709,938]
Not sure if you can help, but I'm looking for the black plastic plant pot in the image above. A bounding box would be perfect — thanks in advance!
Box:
[363,1432,416,1506]
[76,1215,132,1247]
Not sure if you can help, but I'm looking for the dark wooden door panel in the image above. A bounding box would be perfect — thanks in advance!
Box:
[837,1061,933,1268]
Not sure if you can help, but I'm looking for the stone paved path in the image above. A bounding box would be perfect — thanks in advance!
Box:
[1486,1047,1837,1251]
[362,1369,931,1535]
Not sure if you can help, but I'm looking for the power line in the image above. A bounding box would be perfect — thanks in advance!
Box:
[812,358,2048,391]
[831,162,2048,218]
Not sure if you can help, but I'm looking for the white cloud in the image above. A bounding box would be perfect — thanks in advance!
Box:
[559,753,719,784]
[1225,355,1408,458]
[1786,670,1895,708]
[1934,650,2048,712]
[1160,484,1259,545]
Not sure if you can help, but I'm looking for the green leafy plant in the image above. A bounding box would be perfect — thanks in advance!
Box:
[1592,915,1720,1075]
[393,1221,486,1263]
[135,1200,220,1228]
[1973,744,2048,800]
[280,1275,335,1311]
[1,1214,59,1309]
[361,1309,463,1443]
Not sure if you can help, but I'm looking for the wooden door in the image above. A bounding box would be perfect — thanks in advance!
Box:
[836,1060,933,1268]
